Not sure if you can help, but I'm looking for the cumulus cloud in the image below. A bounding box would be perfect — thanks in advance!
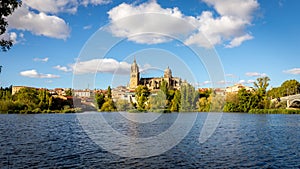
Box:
[81,0,112,6]
[71,58,131,75]
[202,0,259,20]
[107,2,193,44]
[245,72,267,77]
[23,0,78,14]
[4,0,113,41]
[107,0,259,48]
[225,34,253,48]
[20,69,60,78]
[7,6,70,40]
[53,65,72,72]
[283,68,300,75]
[33,57,49,62]
[23,0,111,14]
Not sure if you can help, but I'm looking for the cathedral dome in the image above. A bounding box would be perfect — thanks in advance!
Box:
[164,66,172,78]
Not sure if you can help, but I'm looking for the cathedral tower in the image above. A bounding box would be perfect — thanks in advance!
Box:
[129,58,139,89]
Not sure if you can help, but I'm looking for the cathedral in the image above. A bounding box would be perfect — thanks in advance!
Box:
[129,58,182,90]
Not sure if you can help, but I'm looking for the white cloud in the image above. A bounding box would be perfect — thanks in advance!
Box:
[7,6,70,40]
[23,0,111,14]
[53,65,72,72]
[83,25,92,30]
[247,79,255,84]
[20,69,60,78]
[72,58,131,74]
[23,0,78,14]
[245,72,267,77]
[107,1,193,45]
[238,79,255,84]
[0,31,22,44]
[283,68,300,75]
[33,57,49,62]
[225,34,253,48]
[107,0,259,48]
[81,0,112,6]
[225,73,237,78]
[202,0,259,20]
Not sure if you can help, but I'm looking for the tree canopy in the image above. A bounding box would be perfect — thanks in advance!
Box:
[0,0,22,51]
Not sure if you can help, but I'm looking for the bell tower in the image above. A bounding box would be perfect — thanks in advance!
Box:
[129,57,139,89]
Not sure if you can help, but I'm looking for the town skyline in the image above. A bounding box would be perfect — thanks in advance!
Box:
[0,0,299,89]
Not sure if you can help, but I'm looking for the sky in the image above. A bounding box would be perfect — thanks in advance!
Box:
[0,0,299,90]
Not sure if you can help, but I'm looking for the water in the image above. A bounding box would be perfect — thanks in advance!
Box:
[0,112,299,168]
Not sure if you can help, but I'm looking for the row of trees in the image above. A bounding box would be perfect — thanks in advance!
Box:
[95,82,205,112]
[95,78,300,113]
[0,86,75,114]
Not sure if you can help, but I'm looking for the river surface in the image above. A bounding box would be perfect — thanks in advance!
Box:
[0,112,299,168]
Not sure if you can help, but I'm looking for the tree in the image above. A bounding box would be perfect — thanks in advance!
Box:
[107,86,112,99]
[170,90,181,112]
[65,88,72,96]
[254,76,270,95]
[115,99,131,111]
[281,79,300,96]
[95,93,105,109]
[135,85,150,111]
[149,90,167,112]
[0,0,22,51]
[180,83,199,112]
[13,87,39,111]
[101,99,116,112]
[253,76,271,109]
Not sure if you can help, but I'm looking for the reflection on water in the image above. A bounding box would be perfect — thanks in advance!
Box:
[0,112,299,168]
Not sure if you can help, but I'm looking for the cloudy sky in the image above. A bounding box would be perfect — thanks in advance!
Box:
[0,0,299,89]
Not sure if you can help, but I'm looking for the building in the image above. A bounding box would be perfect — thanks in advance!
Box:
[226,84,254,93]
[12,86,36,95]
[129,58,182,90]
[73,89,93,98]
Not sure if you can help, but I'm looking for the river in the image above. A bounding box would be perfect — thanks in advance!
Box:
[0,112,299,168]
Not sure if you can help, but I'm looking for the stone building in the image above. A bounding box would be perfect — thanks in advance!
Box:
[129,58,181,90]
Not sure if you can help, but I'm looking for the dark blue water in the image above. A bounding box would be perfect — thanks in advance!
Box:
[0,112,299,168]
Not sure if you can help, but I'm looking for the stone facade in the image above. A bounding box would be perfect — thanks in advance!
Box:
[129,59,181,90]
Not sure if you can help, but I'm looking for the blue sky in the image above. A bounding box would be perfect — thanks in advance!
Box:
[0,0,299,89]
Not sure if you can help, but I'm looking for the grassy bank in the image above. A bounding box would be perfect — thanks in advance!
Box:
[249,109,300,114]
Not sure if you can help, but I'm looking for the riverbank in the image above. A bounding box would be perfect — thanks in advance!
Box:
[249,109,300,114]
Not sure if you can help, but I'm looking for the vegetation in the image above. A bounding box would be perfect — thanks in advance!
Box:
[95,86,116,112]
[1,77,299,114]
[0,0,22,51]
[0,86,76,114]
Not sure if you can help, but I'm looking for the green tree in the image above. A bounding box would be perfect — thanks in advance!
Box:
[115,99,131,111]
[149,90,167,112]
[0,0,22,51]
[135,85,150,111]
[180,83,199,112]
[107,86,112,99]
[101,98,116,112]
[281,79,300,96]
[65,88,72,96]
[253,76,271,109]
[254,76,270,95]
[170,90,181,112]
[13,88,39,111]
[95,93,105,109]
